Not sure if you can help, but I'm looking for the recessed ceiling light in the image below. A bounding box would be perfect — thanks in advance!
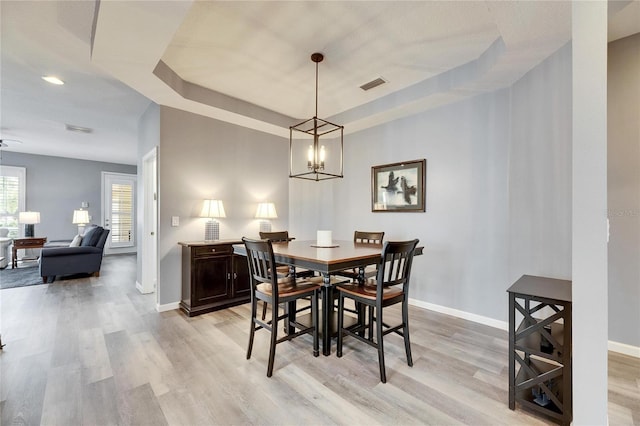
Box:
[42,75,65,85]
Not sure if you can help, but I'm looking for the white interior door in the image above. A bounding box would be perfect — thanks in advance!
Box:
[102,172,136,254]
[141,148,158,295]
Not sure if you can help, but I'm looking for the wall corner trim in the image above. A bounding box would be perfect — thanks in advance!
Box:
[135,281,154,294]
[156,301,180,313]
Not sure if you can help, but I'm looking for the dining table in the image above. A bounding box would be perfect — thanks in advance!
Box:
[234,239,423,356]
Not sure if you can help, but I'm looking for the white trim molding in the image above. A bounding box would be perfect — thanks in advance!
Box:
[136,280,154,294]
[409,298,640,359]
[408,298,508,331]
[608,340,640,358]
[156,301,180,313]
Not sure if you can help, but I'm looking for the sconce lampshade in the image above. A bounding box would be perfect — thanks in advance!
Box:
[200,199,226,218]
[255,202,277,219]
[19,211,40,237]
[200,199,225,240]
[72,209,90,225]
[255,202,277,233]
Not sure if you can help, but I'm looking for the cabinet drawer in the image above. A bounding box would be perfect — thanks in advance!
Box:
[193,245,232,257]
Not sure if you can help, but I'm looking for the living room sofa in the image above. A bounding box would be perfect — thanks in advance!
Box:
[39,224,110,283]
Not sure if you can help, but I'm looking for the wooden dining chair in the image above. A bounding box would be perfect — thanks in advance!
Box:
[258,231,314,320]
[334,231,385,282]
[243,237,321,377]
[336,238,419,383]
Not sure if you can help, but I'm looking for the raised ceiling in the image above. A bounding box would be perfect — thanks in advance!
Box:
[1,1,639,165]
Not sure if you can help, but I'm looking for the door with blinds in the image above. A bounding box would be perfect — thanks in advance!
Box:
[102,172,136,253]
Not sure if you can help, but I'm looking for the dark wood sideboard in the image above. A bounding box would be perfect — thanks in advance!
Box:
[178,240,250,317]
[507,275,572,425]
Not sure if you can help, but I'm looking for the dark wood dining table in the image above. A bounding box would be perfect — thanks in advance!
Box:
[234,239,422,355]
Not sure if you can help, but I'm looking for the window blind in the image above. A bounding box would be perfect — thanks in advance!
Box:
[110,182,133,243]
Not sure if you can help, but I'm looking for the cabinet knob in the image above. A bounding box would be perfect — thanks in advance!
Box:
[211,249,216,252]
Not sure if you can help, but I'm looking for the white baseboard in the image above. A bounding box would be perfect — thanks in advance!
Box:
[608,340,640,358]
[136,281,154,294]
[156,301,180,313]
[409,298,640,359]
[408,298,508,330]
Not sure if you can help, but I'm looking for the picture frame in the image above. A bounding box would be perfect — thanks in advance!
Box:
[371,159,426,212]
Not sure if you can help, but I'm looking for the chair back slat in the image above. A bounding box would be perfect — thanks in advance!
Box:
[377,239,419,294]
[242,237,281,298]
[354,231,384,244]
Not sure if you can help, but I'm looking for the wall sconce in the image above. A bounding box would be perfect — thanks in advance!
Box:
[255,202,277,233]
[200,199,226,241]
[72,209,90,235]
[18,211,40,237]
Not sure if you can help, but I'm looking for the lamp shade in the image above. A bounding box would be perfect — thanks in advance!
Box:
[72,209,90,225]
[18,211,40,224]
[255,202,277,219]
[200,199,226,218]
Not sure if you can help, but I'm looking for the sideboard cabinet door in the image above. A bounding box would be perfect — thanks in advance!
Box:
[179,241,250,317]
[193,255,230,306]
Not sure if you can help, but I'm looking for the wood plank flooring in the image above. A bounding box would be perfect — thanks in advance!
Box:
[1,254,638,425]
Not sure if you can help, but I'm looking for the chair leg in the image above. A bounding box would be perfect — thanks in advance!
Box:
[402,301,413,367]
[336,292,344,358]
[312,289,319,357]
[247,299,257,360]
[261,301,268,320]
[266,302,278,377]
[376,307,387,383]
[368,305,374,341]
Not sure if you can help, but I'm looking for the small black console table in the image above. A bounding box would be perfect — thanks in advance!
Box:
[507,275,572,425]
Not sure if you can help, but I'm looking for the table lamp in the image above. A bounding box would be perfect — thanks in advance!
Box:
[255,202,277,233]
[72,209,90,235]
[19,211,40,237]
[200,199,226,241]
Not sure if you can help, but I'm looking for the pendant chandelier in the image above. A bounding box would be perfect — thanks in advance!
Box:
[289,53,344,181]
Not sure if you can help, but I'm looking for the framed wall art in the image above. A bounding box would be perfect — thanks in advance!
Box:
[371,159,426,212]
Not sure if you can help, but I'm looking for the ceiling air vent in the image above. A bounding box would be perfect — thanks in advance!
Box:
[360,77,387,91]
[65,124,93,134]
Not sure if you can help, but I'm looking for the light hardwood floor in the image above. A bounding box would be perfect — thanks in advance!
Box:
[1,254,638,425]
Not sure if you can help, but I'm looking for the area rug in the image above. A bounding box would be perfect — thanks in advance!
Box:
[0,265,44,290]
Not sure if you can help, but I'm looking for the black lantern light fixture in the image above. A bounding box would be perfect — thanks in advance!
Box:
[289,53,344,181]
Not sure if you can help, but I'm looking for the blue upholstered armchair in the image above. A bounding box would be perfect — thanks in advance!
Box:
[39,224,110,283]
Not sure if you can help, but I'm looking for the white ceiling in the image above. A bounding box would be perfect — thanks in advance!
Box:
[1,1,639,166]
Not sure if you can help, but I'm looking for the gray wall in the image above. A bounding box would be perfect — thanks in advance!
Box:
[157,106,289,305]
[608,33,640,347]
[508,43,572,283]
[1,151,135,240]
[326,90,511,320]
[290,43,573,323]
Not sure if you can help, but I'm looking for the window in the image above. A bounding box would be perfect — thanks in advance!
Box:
[102,172,136,251]
[0,166,26,238]
[110,182,134,244]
